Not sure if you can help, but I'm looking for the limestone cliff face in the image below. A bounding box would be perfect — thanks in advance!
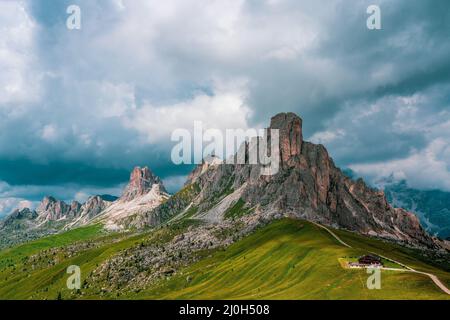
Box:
[35,195,110,223]
[0,195,114,248]
[98,166,170,230]
[270,112,303,165]
[1,208,37,228]
[178,112,436,248]
[185,155,223,186]
[121,167,167,202]
[36,196,72,221]
[69,201,82,218]
[81,196,109,219]
[65,195,114,228]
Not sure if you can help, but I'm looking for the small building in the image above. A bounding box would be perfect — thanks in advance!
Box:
[358,255,382,266]
[347,254,383,268]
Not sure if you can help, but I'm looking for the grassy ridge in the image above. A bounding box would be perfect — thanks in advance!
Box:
[334,228,450,288]
[0,220,202,299]
[0,219,449,299]
[0,234,149,299]
[132,220,450,300]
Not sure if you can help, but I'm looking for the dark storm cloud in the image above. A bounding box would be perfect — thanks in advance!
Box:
[0,159,129,187]
[1,0,450,216]
[247,0,450,133]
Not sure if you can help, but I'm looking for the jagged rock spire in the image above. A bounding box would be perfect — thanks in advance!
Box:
[179,111,436,248]
[269,112,303,165]
[121,166,167,201]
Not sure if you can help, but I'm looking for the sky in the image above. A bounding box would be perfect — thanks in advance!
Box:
[0,0,450,216]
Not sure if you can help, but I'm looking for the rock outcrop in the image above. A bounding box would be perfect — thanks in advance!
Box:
[121,167,167,201]
[0,208,41,249]
[186,155,223,186]
[36,196,73,222]
[97,166,169,230]
[0,193,116,248]
[270,112,303,165]
[0,208,37,228]
[35,195,113,224]
[160,112,436,249]
[65,195,115,228]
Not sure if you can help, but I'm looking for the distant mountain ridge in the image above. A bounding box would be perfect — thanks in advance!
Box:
[0,194,114,249]
[0,166,168,248]
[342,170,450,241]
[383,180,450,240]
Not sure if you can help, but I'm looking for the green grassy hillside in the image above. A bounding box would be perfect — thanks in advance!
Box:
[0,219,449,300]
[0,224,104,270]
[131,220,450,300]
[0,220,199,299]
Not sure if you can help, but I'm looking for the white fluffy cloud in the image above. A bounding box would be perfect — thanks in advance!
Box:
[0,0,449,203]
[0,1,40,107]
[124,81,253,143]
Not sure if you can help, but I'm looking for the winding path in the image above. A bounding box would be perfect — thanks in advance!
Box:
[312,221,450,296]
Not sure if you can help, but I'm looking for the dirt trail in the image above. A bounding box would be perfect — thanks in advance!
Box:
[313,222,450,296]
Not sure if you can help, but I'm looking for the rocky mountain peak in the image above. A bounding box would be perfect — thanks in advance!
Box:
[172,112,437,249]
[70,201,82,212]
[39,196,56,208]
[0,208,38,238]
[84,195,108,208]
[120,166,167,201]
[99,166,169,230]
[8,208,37,221]
[270,112,303,165]
[36,196,71,221]
[77,196,110,222]
[186,155,223,186]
